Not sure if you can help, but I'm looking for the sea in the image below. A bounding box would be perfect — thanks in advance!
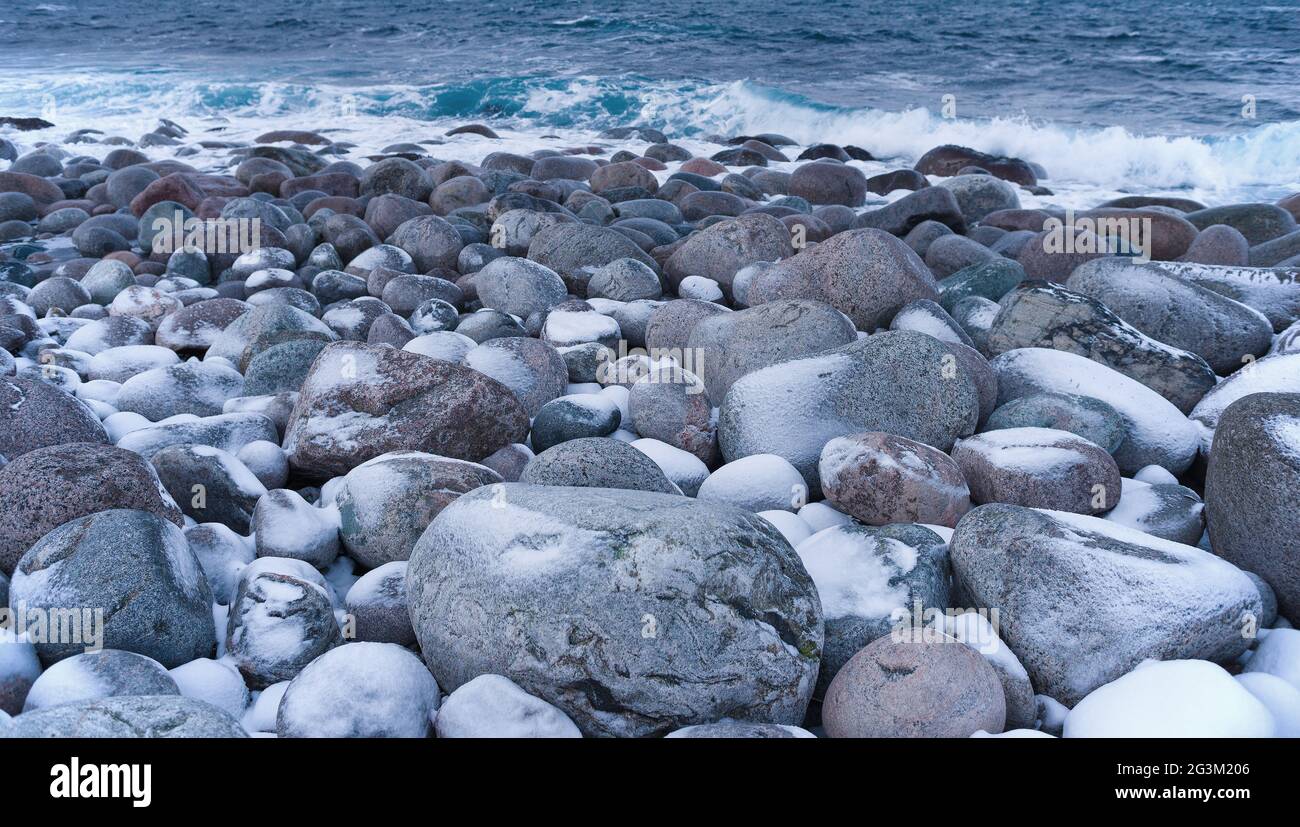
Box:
[2,0,1299,208]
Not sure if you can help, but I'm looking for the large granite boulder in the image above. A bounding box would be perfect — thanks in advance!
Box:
[406,484,823,737]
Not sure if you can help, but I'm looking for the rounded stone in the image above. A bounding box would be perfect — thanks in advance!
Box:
[822,634,1006,738]
[277,642,440,738]
[521,437,681,494]
[820,432,972,527]
[0,442,184,576]
[406,484,824,737]
[8,509,216,667]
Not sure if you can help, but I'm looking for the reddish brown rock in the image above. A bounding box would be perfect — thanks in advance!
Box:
[819,432,972,527]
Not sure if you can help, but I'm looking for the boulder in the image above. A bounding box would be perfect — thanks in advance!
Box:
[950,504,1262,704]
[718,331,982,493]
[8,509,215,667]
[336,451,502,568]
[0,443,183,576]
[746,229,939,331]
[283,341,530,478]
[406,484,823,737]
[986,281,1217,413]
[822,634,1006,738]
[1204,393,1300,621]
[819,432,971,527]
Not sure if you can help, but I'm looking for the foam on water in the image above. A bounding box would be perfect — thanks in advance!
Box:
[2,68,1298,209]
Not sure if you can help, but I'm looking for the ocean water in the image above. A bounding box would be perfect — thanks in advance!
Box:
[2,0,1299,205]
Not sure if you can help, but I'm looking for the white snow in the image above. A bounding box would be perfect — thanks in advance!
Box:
[892,304,965,344]
[402,331,477,363]
[276,642,439,738]
[677,276,724,302]
[542,309,620,348]
[697,454,807,512]
[1236,673,1300,737]
[345,561,406,607]
[87,345,179,383]
[434,674,581,738]
[169,658,250,719]
[1243,628,1300,690]
[0,628,41,693]
[241,680,289,734]
[630,438,709,496]
[1064,660,1275,738]
[798,501,855,532]
[1191,352,1300,431]
[757,510,814,547]
[942,610,1030,681]
[1133,464,1178,485]
[955,426,1099,474]
[971,729,1055,738]
[795,526,917,620]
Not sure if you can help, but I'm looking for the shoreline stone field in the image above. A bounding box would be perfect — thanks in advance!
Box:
[1,117,1298,739]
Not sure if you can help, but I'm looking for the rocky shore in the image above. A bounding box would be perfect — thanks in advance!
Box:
[0,118,1298,738]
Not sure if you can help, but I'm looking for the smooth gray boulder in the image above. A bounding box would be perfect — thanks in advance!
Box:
[521,437,682,494]
[685,298,858,401]
[527,223,659,295]
[336,451,503,568]
[989,347,1201,475]
[8,509,216,667]
[1189,352,1300,433]
[474,256,568,319]
[950,504,1262,704]
[1066,258,1273,375]
[1204,392,1300,621]
[4,695,246,738]
[986,282,1217,413]
[21,650,178,712]
[406,484,824,738]
[719,330,982,493]
[1103,477,1205,547]
[1155,260,1300,333]
[983,391,1127,454]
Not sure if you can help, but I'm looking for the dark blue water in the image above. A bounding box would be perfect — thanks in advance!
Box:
[1,1,1298,200]
[3,0,1300,134]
